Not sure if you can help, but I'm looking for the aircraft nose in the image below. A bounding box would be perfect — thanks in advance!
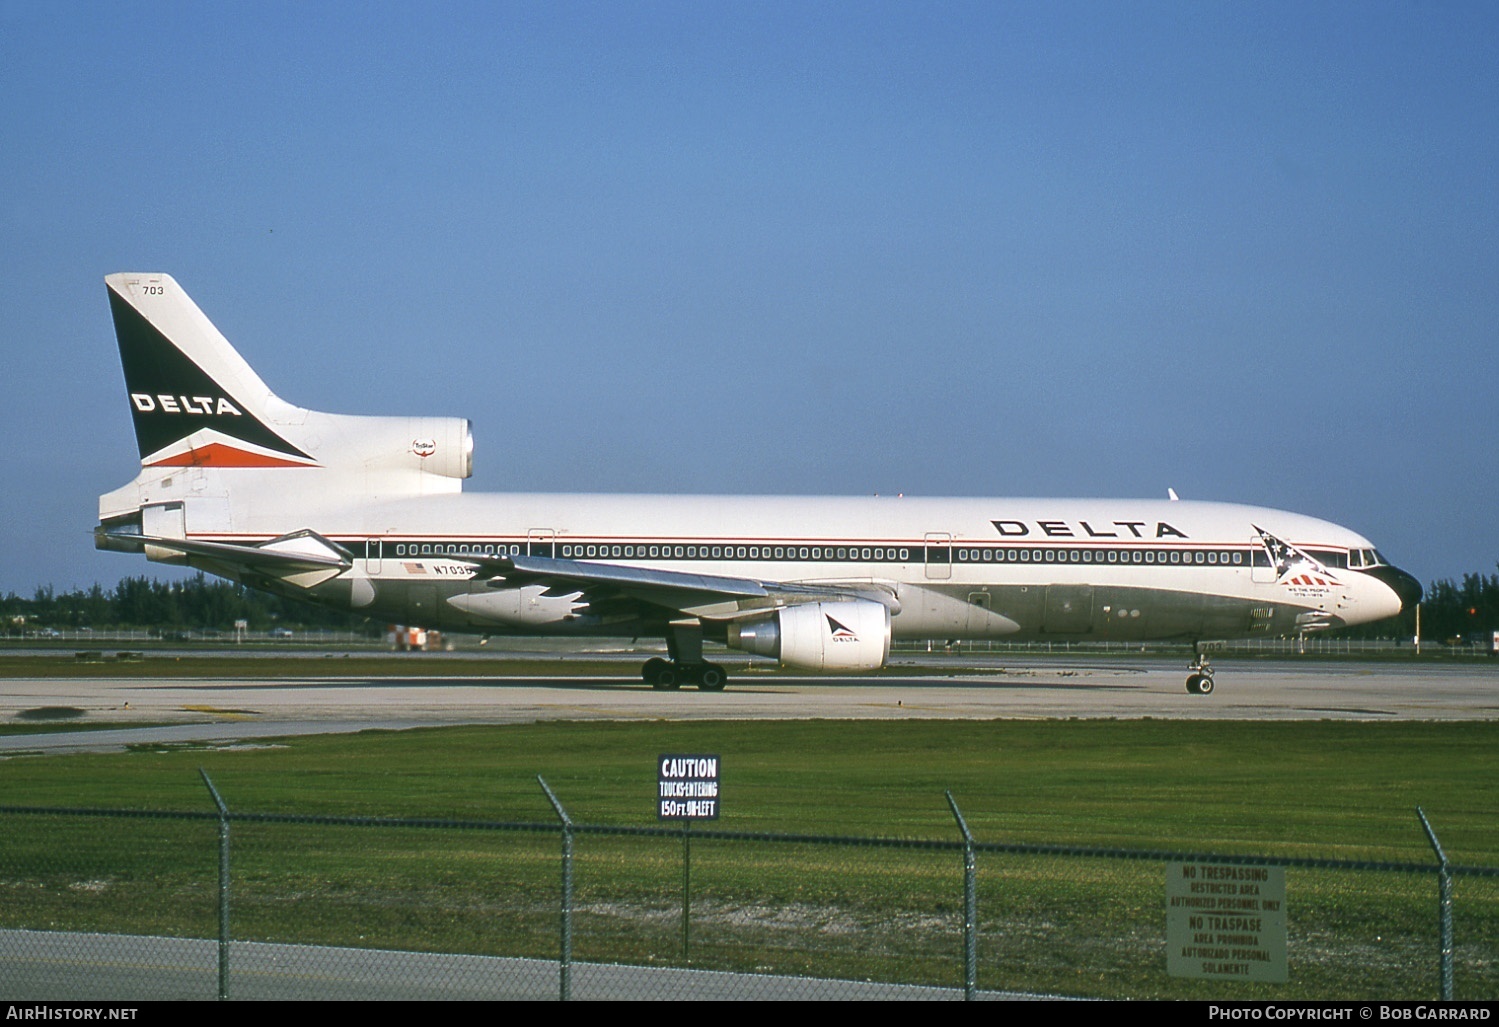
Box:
[1368,565,1423,614]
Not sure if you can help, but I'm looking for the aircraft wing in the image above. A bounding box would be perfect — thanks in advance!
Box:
[445,552,898,620]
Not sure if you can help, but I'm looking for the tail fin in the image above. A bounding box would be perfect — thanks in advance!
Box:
[106,273,318,468]
[102,271,472,533]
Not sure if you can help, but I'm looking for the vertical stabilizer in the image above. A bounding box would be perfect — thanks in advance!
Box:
[101,273,472,532]
[105,273,317,468]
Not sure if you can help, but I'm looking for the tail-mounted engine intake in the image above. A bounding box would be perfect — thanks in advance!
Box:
[725,599,891,672]
[354,416,473,481]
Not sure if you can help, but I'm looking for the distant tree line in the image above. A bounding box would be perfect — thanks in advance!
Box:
[1,575,375,634]
[1384,566,1499,643]
[2,566,1495,642]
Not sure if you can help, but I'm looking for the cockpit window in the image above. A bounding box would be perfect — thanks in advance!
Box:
[1309,549,1347,568]
[1348,549,1386,569]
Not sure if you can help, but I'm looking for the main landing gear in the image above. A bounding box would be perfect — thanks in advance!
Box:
[641,623,728,692]
[1186,645,1216,695]
[642,657,728,691]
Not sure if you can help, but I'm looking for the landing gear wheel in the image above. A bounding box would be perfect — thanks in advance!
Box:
[643,658,728,691]
[697,662,727,692]
[1186,645,1217,696]
[642,657,669,685]
[643,658,680,690]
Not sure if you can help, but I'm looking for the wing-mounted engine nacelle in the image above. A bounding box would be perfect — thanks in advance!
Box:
[725,599,891,672]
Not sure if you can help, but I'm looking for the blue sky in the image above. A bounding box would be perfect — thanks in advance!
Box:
[2,1,1496,593]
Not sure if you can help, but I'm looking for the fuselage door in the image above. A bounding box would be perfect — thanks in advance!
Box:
[142,501,186,540]
[966,591,992,634]
[528,529,556,559]
[408,584,437,628]
[925,532,952,580]
[365,538,383,575]
[140,501,188,564]
[1251,535,1277,583]
[1043,584,1094,634]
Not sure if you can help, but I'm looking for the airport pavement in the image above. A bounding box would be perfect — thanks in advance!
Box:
[2,657,1496,753]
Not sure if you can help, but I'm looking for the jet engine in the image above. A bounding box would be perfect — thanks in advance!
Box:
[337,416,473,481]
[725,599,891,672]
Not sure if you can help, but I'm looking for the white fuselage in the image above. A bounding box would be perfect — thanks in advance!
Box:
[160,489,1405,641]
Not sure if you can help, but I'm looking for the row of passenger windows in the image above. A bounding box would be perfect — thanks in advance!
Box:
[393,544,521,556]
[385,542,1250,566]
[955,548,1247,566]
[557,544,916,561]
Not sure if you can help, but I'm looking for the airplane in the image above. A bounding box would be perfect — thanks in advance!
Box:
[94,273,1422,695]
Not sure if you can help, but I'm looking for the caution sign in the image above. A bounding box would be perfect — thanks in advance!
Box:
[1166,862,1287,982]
[657,753,720,820]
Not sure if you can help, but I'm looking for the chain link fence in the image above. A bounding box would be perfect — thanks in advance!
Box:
[2,782,1495,1001]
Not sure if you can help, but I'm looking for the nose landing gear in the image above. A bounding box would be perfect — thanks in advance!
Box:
[1186,645,1216,695]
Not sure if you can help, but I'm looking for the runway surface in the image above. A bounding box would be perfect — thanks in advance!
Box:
[4,656,1497,753]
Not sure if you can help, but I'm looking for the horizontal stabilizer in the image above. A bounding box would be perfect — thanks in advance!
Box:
[95,528,352,588]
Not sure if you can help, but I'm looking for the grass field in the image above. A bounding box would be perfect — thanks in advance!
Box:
[2,707,1496,997]
[2,718,1494,856]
